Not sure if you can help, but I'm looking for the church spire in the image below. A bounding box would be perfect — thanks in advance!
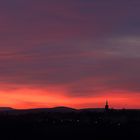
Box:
[106,100,108,106]
[105,100,109,111]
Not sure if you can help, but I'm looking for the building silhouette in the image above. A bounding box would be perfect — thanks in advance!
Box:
[105,100,109,111]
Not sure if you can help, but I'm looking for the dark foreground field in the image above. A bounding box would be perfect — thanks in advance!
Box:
[0,107,140,140]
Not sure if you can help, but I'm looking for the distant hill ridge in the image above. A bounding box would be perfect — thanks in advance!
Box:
[51,106,77,111]
[0,107,14,111]
[0,106,140,113]
[0,106,105,113]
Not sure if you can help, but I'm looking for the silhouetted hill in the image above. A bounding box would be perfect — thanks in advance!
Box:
[16,106,77,113]
[18,107,106,112]
[0,107,14,111]
[51,106,77,112]
[0,106,77,115]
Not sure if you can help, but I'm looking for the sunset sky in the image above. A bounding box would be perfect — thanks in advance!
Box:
[0,0,140,109]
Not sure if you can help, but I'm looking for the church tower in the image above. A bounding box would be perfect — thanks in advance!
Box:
[105,100,109,111]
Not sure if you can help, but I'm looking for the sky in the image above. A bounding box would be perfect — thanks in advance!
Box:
[0,0,140,109]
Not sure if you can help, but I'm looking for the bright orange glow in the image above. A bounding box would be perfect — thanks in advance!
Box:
[0,87,140,109]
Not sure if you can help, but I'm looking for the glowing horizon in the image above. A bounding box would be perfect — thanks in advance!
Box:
[0,87,139,109]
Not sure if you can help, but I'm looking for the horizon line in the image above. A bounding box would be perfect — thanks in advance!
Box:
[1,106,140,110]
